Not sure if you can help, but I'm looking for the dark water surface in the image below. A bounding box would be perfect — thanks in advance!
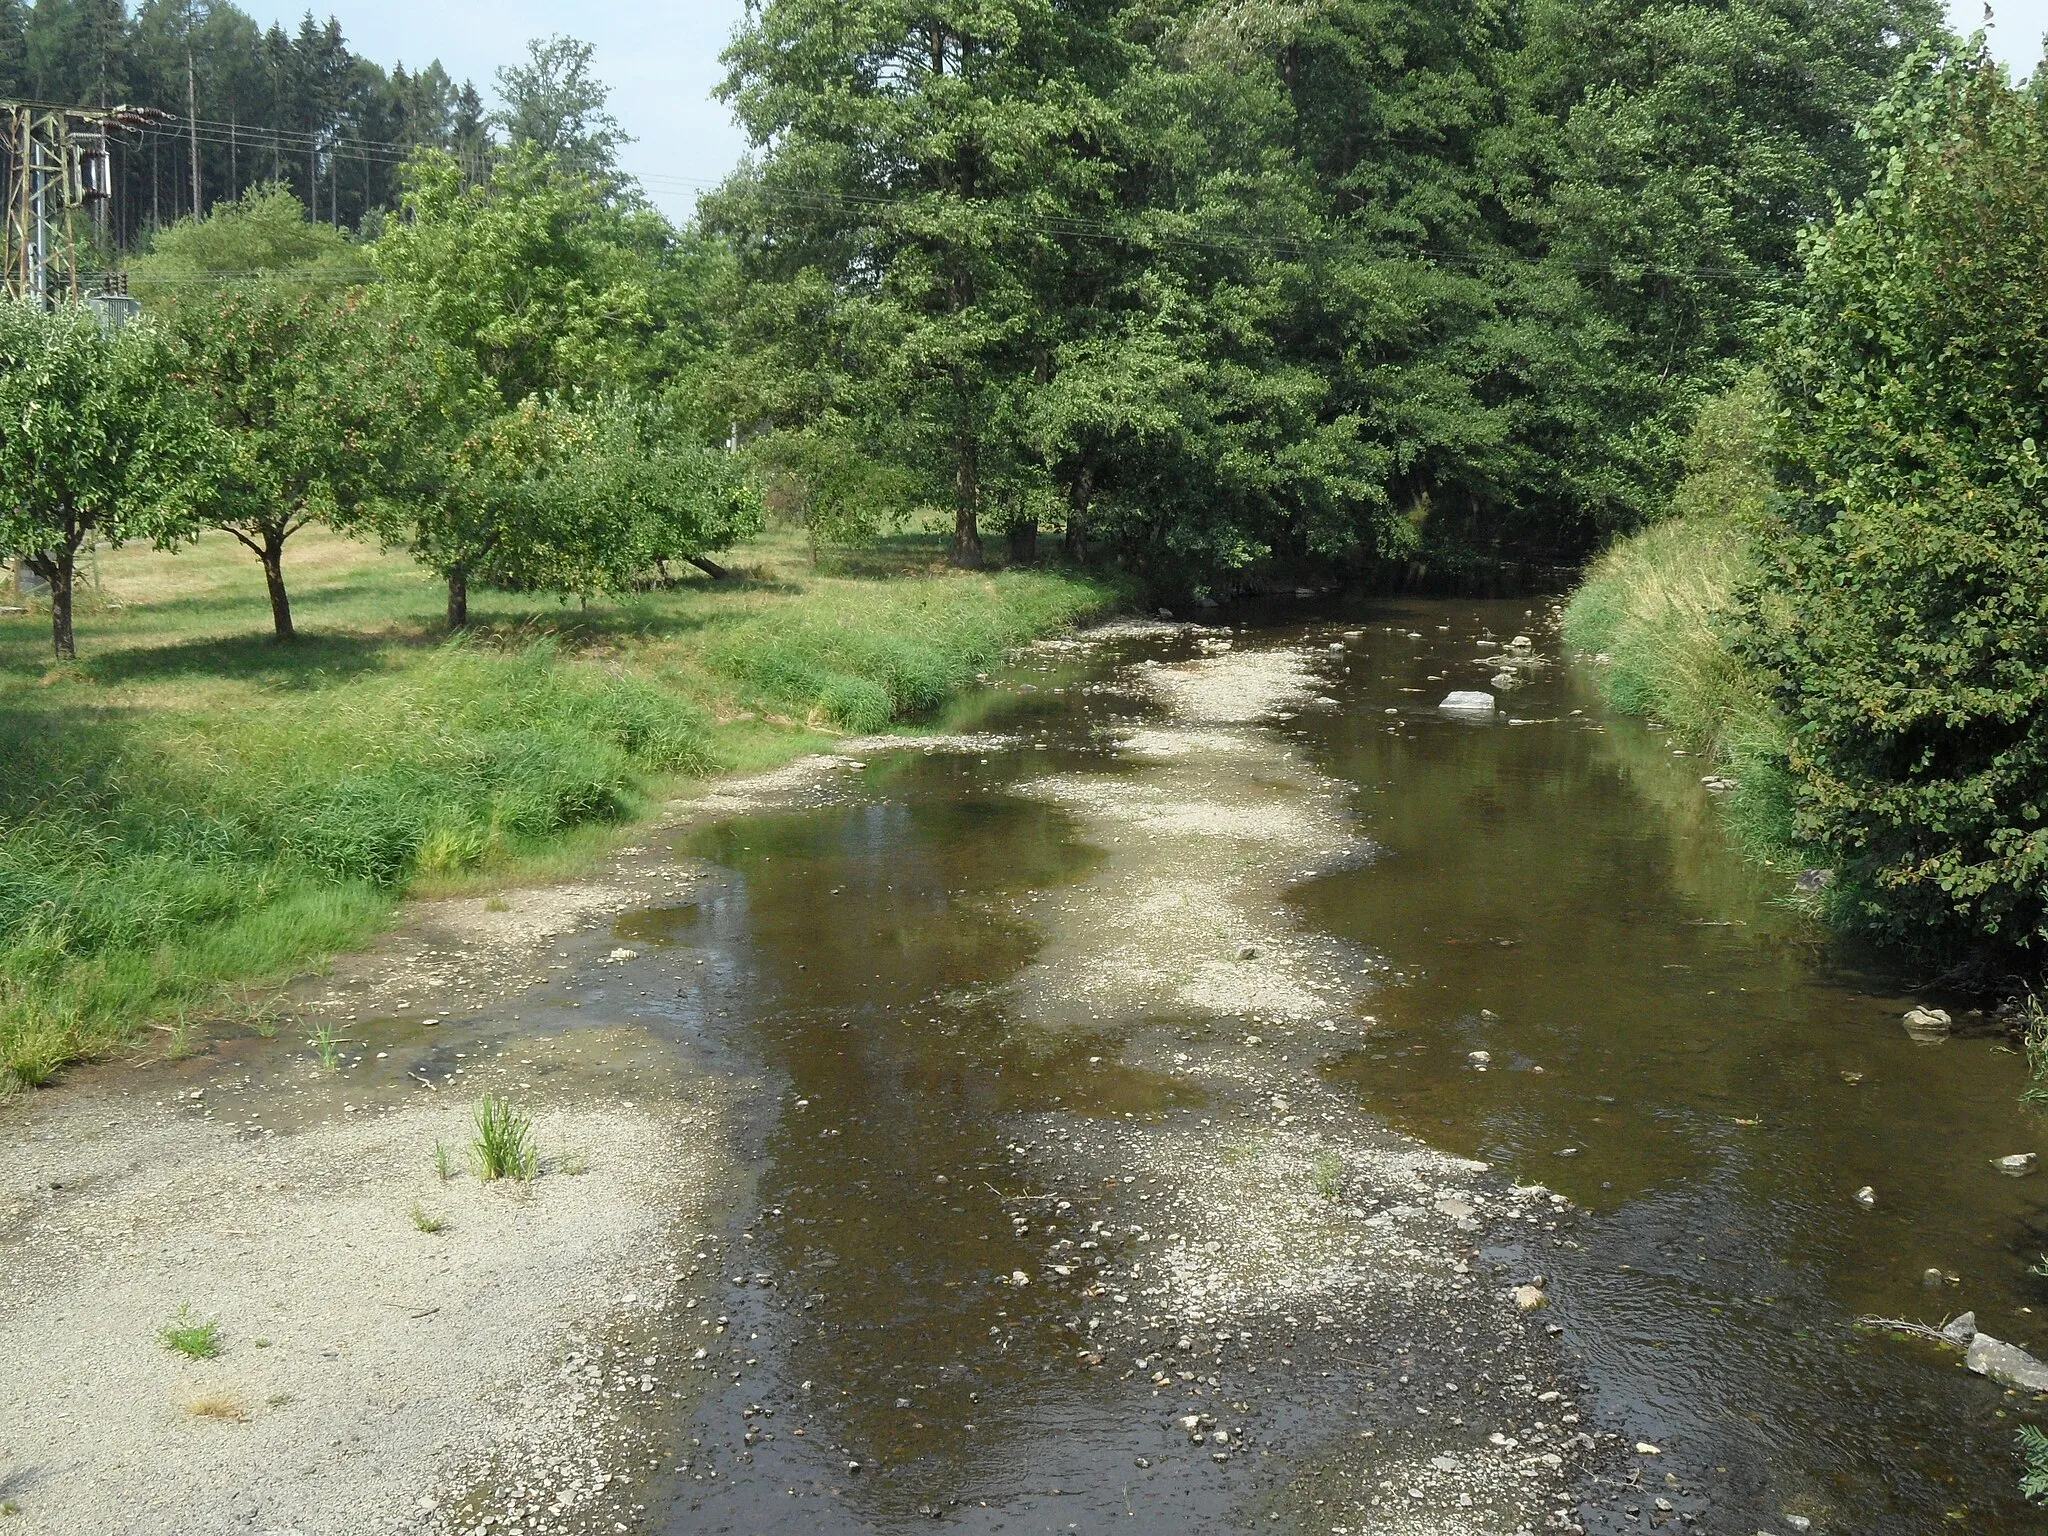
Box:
[625,602,2048,1534]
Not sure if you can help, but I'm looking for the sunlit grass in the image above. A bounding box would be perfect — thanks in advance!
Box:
[1563,515,1797,864]
[471,1094,537,1182]
[158,1305,222,1360]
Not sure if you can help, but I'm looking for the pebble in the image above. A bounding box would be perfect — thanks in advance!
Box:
[1853,1185,1876,1208]
[1636,1442,1662,1455]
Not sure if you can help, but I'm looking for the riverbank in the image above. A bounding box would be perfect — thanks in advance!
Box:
[1561,515,1798,869]
[0,528,1117,1090]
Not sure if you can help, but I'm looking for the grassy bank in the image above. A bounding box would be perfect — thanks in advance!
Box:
[1561,515,1797,864]
[0,528,1116,1088]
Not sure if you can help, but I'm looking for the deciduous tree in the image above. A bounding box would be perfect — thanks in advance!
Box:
[160,281,436,639]
[0,301,208,659]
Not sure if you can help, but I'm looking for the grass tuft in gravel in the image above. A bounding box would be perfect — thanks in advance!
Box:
[471,1095,537,1182]
[159,1306,222,1360]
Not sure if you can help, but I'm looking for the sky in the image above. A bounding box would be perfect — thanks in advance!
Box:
[242,0,2048,224]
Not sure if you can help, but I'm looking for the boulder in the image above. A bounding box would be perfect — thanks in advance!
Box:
[1439,691,1497,717]
[1966,1331,2048,1391]
[1513,1284,1548,1312]
[1942,1311,1977,1346]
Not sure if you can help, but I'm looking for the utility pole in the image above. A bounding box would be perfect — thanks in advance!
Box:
[2,99,166,304]
[186,3,202,220]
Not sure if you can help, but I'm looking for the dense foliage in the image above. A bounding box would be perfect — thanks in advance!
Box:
[159,279,436,637]
[1739,58,2048,966]
[0,298,206,657]
[709,0,1945,581]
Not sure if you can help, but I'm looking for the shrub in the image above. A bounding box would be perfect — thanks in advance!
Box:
[1737,57,2048,966]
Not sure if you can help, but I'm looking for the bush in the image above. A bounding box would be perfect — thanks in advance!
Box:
[1737,57,2048,966]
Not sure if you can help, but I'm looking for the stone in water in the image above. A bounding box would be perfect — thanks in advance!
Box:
[1902,1006,1951,1041]
[1993,1153,2038,1177]
[1439,691,1496,717]
[1967,1332,2048,1391]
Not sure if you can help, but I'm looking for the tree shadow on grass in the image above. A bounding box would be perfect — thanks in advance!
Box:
[81,630,399,690]
[0,698,147,823]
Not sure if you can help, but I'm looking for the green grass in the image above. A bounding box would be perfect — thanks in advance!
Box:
[1310,1152,1343,1201]
[1562,515,1798,865]
[0,525,1115,1088]
[305,1021,346,1071]
[410,1200,446,1233]
[470,1093,537,1182]
[158,1305,222,1360]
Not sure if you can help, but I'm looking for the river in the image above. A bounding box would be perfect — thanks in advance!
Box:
[558,598,2048,1534]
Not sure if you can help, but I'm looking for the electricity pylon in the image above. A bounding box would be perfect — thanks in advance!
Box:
[2,99,167,304]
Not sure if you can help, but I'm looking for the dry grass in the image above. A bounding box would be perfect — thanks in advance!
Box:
[184,1394,248,1422]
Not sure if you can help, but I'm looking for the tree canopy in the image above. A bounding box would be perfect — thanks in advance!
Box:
[709,0,1948,586]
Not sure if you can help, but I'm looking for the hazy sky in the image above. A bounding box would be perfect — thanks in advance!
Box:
[242,0,2048,223]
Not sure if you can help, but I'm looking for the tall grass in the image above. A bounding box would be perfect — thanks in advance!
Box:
[705,571,1112,732]
[0,644,707,1086]
[1562,516,1797,862]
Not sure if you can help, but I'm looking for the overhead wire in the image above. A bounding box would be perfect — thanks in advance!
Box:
[109,110,1799,284]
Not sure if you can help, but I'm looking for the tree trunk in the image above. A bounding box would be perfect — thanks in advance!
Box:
[686,554,732,581]
[447,565,469,629]
[260,537,296,640]
[31,547,77,661]
[1007,512,1038,564]
[1064,469,1092,563]
[952,426,982,569]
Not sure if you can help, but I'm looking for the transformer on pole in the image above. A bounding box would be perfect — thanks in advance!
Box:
[2,99,167,307]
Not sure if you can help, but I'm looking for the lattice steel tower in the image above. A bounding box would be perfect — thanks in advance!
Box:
[2,99,166,304]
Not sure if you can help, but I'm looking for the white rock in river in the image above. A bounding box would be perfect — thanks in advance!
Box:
[1902,1006,1952,1040]
[1467,1050,1492,1067]
[1967,1332,2048,1391]
[1853,1185,1876,1208]
[1993,1152,2038,1177]
[1513,1284,1548,1312]
[1439,691,1497,717]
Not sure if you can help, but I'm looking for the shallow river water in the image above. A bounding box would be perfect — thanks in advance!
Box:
[605,601,2048,1534]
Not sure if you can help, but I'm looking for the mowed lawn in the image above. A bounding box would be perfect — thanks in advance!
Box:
[0,526,1114,1087]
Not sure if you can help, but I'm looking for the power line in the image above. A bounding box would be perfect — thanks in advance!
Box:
[122,111,1800,285]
